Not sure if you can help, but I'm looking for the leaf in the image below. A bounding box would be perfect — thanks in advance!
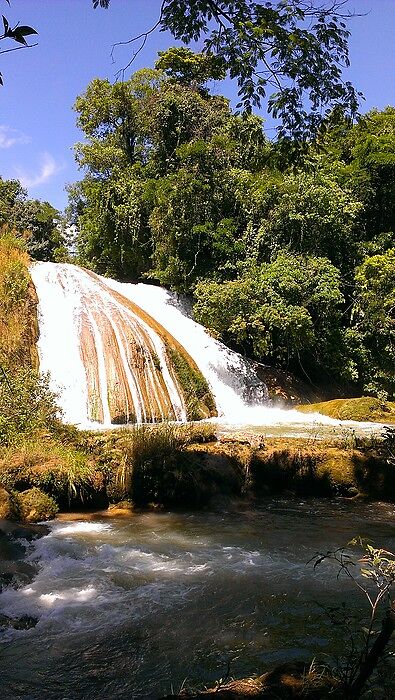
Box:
[0,73,3,87]
[2,15,9,34]
[10,30,28,46]
[16,26,38,37]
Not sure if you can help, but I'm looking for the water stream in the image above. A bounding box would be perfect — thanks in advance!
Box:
[1,499,394,699]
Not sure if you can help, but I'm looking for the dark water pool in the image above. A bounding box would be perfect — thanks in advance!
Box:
[1,498,394,699]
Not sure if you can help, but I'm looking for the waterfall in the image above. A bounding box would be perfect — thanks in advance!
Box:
[31,262,349,429]
[30,263,195,427]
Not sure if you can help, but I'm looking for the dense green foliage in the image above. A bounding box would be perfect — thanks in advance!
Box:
[0,178,65,261]
[194,253,345,372]
[0,366,59,447]
[94,0,360,139]
[70,50,395,398]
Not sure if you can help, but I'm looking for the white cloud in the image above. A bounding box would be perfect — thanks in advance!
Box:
[0,125,30,149]
[15,152,63,188]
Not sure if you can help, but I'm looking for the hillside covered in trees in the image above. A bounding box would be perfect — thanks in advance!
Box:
[60,48,395,400]
[1,47,395,401]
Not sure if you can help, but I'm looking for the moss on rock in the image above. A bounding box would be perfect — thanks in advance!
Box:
[15,487,58,522]
[167,346,216,420]
[298,397,395,423]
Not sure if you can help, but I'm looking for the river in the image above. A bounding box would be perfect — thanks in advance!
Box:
[1,498,394,699]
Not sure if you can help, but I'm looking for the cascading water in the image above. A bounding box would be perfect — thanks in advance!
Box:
[31,262,377,431]
[30,263,194,427]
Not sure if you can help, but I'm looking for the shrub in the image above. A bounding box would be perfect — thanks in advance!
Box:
[0,367,59,446]
[0,230,35,369]
[0,486,18,520]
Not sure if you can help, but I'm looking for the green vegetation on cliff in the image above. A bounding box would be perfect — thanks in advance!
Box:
[0,232,59,448]
[166,346,216,420]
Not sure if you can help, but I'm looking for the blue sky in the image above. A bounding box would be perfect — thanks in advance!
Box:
[0,0,394,211]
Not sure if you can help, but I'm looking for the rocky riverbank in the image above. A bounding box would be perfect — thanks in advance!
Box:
[0,420,393,524]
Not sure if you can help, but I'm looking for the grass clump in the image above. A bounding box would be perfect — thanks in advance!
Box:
[86,422,225,507]
[114,423,193,506]
[0,438,103,509]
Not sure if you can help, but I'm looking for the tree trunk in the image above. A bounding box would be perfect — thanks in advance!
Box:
[349,601,395,698]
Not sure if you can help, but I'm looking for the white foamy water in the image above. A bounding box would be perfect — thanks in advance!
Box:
[31,262,380,432]
[31,262,187,427]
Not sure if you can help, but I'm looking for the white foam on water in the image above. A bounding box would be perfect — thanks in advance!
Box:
[39,585,97,606]
[53,522,113,536]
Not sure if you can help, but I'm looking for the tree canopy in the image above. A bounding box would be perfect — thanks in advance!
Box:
[94,0,361,141]
[69,48,395,398]
[0,178,65,261]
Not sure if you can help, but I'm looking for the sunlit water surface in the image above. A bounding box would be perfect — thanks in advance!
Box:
[1,499,395,699]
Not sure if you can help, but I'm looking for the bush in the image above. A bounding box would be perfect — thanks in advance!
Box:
[0,486,18,520]
[0,230,36,369]
[0,367,59,447]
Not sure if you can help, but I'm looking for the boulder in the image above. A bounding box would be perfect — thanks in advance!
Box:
[0,486,18,521]
[16,487,58,523]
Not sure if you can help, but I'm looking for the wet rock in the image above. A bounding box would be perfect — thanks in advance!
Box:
[0,528,25,561]
[106,501,134,517]
[0,559,38,591]
[0,613,38,630]
[219,435,250,446]
[0,486,18,520]
[346,486,360,498]
[0,520,49,540]
[0,525,41,591]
